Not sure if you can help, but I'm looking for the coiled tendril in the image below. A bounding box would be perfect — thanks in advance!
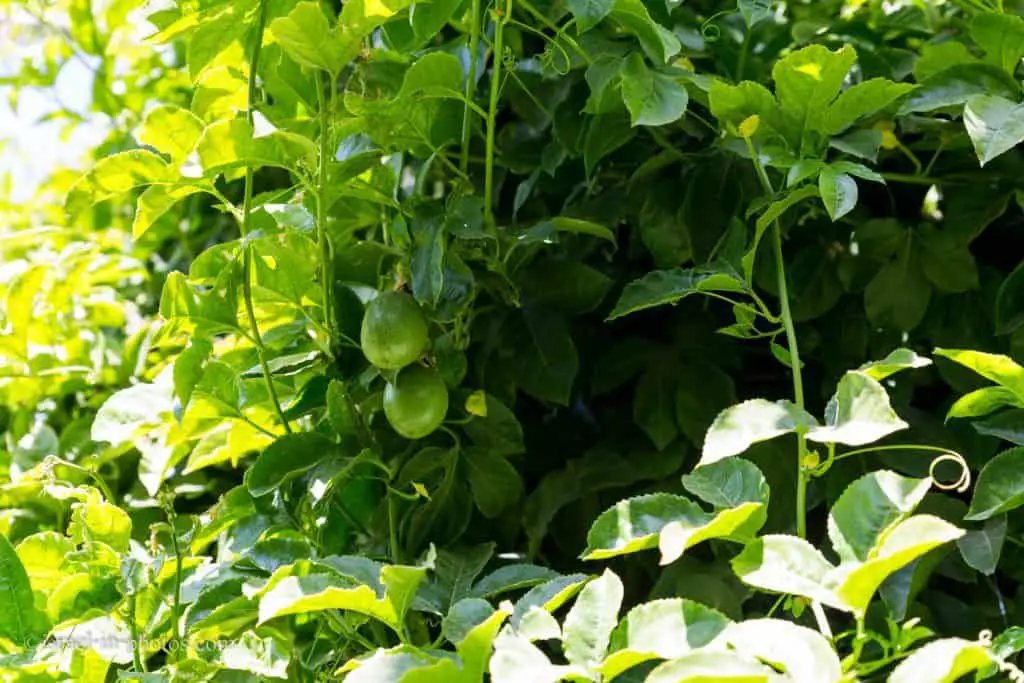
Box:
[928,451,971,493]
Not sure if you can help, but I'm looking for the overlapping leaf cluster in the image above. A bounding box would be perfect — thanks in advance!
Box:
[2,0,1024,681]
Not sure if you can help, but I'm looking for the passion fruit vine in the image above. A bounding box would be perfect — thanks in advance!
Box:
[360,291,428,370]
[383,365,449,439]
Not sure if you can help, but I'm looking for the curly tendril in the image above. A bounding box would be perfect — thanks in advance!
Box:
[700,9,735,43]
[928,451,971,493]
[979,629,1024,682]
[506,18,572,75]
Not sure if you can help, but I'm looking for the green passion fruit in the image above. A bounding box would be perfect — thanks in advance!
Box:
[360,291,429,369]
[383,365,449,439]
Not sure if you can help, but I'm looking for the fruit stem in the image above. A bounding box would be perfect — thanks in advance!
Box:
[242,0,291,434]
[744,136,808,538]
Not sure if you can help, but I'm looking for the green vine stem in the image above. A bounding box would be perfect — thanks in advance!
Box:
[316,70,336,354]
[484,0,513,224]
[161,496,184,658]
[127,592,145,672]
[460,0,482,174]
[44,456,115,502]
[743,134,809,539]
[241,0,292,433]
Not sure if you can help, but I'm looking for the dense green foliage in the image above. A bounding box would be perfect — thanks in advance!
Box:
[3,0,1024,680]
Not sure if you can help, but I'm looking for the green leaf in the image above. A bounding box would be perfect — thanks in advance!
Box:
[918,226,978,293]
[888,638,995,683]
[633,368,679,450]
[339,646,462,683]
[964,95,1024,167]
[681,458,769,509]
[827,471,931,563]
[563,569,623,671]
[68,491,133,553]
[947,386,1023,420]
[971,12,1024,75]
[134,182,208,239]
[584,58,625,115]
[214,632,291,678]
[196,117,315,177]
[490,630,585,683]
[966,446,1024,520]
[991,626,1024,662]
[92,379,175,445]
[601,599,730,680]
[339,0,417,38]
[326,380,360,439]
[584,113,636,176]
[511,309,579,406]
[0,533,48,644]
[565,0,614,32]
[607,265,747,320]
[136,105,205,162]
[462,394,525,456]
[455,603,511,680]
[738,0,773,27]
[443,598,494,644]
[245,433,337,497]
[383,0,465,51]
[516,216,616,245]
[470,565,561,600]
[864,246,931,331]
[15,532,72,593]
[511,574,590,628]
[806,371,908,446]
[833,515,963,614]
[714,619,843,683]
[732,535,844,610]
[582,493,704,560]
[996,261,1024,334]
[658,502,766,565]
[957,514,1006,576]
[269,2,350,74]
[620,53,688,127]
[258,563,427,633]
[182,2,256,82]
[857,348,932,381]
[818,168,858,221]
[66,150,175,214]
[608,0,681,64]
[675,363,738,445]
[646,650,776,682]
[709,80,784,142]
[700,399,818,466]
[974,409,1024,446]
[935,348,1024,399]
[823,79,915,135]
[464,448,524,519]
[772,44,856,151]
[517,261,613,315]
[161,265,243,334]
[899,63,1019,114]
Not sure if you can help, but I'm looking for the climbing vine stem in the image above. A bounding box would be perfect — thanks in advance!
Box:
[460,0,482,174]
[743,133,809,538]
[241,0,291,433]
[316,70,336,354]
[484,0,513,225]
